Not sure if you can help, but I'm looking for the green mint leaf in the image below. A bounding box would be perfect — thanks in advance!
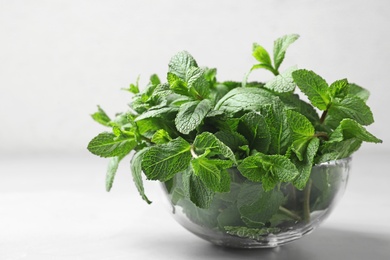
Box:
[224,226,281,240]
[134,106,178,122]
[214,130,248,152]
[330,119,382,143]
[87,132,136,158]
[329,79,349,99]
[149,74,161,86]
[91,106,111,127]
[141,137,192,181]
[287,110,315,160]
[238,153,299,187]
[175,99,212,134]
[106,156,123,192]
[130,149,152,204]
[278,93,320,125]
[317,138,362,163]
[168,51,198,81]
[191,157,221,191]
[292,69,331,111]
[348,83,370,101]
[273,34,299,71]
[252,43,272,66]
[292,137,320,190]
[237,182,285,225]
[191,158,231,192]
[260,102,291,155]
[217,205,243,229]
[215,87,278,114]
[186,67,210,99]
[264,66,298,93]
[182,169,215,208]
[167,72,188,96]
[193,132,236,163]
[326,96,374,128]
[151,129,172,144]
[238,112,271,153]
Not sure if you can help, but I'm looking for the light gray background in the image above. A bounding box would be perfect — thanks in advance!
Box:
[0,0,389,155]
[1,1,390,259]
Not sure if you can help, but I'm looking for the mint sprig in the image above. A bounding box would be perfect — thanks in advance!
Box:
[87,34,382,240]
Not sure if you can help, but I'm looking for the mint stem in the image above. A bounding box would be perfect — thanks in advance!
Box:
[279,206,301,221]
[303,179,313,222]
[319,110,328,124]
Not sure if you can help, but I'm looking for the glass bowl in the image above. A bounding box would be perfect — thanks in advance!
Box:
[162,157,351,248]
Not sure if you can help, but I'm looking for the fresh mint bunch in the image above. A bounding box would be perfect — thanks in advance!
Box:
[87,34,382,210]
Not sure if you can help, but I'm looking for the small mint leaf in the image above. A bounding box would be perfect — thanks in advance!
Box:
[292,69,331,111]
[130,149,152,204]
[329,79,349,99]
[91,106,111,127]
[273,34,299,70]
[175,99,212,134]
[167,72,188,96]
[151,129,172,144]
[183,169,215,209]
[141,137,192,181]
[106,156,123,192]
[186,67,210,99]
[168,51,198,81]
[252,43,272,66]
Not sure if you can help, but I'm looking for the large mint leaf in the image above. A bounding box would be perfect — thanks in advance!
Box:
[87,132,136,158]
[326,96,374,128]
[264,66,298,93]
[292,69,331,111]
[237,182,285,226]
[329,119,382,143]
[215,87,278,114]
[175,99,212,134]
[292,137,320,190]
[193,132,236,163]
[134,106,178,122]
[91,106,111,127]
[182,169,215,209]
[168,51,198,81]
[238,112,271,153]
[260,102,291,155]
[141,137,192,181]
[273,34,299,70]
[191,157,232,192]
[130,149,152,204]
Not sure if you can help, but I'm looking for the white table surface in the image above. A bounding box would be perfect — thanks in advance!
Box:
[1,151,390,260]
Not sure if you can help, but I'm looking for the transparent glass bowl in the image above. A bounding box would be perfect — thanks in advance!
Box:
[162,157,351,248]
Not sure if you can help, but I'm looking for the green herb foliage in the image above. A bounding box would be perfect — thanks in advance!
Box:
[88,34,381,240]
